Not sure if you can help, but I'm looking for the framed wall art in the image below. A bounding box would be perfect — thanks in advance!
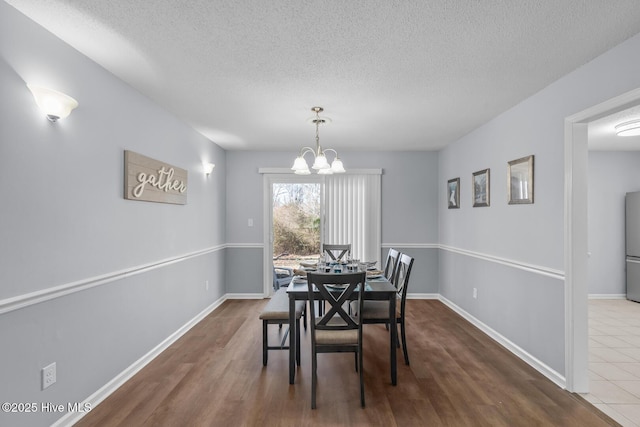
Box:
[124,150,188,205]
[472,168,490,207]
[448,178,460,209]
[507,155,534,204]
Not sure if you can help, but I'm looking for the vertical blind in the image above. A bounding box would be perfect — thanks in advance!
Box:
[323,173,382,266]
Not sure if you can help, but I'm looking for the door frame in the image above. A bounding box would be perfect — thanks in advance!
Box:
[564,87,640,392]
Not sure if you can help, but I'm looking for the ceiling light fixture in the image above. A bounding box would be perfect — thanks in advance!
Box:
[27,85,78,122]
[291,107,345,175]
[615,119,640,137]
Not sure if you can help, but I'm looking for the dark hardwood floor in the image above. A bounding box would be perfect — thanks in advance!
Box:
[75,299,618,426]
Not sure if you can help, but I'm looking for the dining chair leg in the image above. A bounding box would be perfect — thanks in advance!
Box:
[296,318,301,366]
[359,349,365,408]
[311,351,317,409]
[400,320,410,365]
[262,320,268,366]
[303,303,307,330]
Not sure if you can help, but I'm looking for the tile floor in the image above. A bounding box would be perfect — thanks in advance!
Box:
[581,299,640,426]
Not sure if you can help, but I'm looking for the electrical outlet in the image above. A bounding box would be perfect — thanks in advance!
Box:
[205,280,209,291]
[42,362,56,390]
[473,288,478,299]
[248,218,254,227]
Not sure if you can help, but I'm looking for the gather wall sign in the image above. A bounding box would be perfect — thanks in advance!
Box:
[124,150,188,205]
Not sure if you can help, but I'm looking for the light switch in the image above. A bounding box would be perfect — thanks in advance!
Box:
[248,218,254,227]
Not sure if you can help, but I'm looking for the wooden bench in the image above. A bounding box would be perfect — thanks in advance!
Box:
[259,288,306,366]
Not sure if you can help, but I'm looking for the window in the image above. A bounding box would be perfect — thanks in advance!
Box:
[261,170,382,294]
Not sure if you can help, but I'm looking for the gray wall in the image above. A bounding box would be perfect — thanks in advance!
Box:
[438,31,640,376]
[0,4,226,426]
[225,150,440,294]
[588,151,640,295]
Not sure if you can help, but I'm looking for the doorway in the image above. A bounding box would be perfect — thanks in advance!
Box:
[272,181,322,270]
[262,174,322,295]
[565,87,640,393]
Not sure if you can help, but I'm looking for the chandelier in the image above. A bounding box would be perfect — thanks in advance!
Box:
[291,106,345,175]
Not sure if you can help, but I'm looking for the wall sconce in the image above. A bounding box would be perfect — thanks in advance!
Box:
[204,163,215,175]
[27,84,78,122]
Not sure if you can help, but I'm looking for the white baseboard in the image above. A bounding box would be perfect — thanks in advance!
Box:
[588,294,626,299]
[407,293,439,299]
[54,295,229,427]
[438,295,566,389]
[225,293,265,299]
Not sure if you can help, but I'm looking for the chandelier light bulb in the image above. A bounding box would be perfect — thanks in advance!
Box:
[291,156,309,171]
[331,158,345,173]
[312,153,330,170]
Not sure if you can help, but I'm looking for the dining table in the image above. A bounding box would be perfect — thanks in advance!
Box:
[286,271,399,386]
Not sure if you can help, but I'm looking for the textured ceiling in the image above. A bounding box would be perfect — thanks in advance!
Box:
[7,0,640,151]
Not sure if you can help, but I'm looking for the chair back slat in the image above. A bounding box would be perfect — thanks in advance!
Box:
[307,272,365,332]
[383,248,401,284]
[322,244,352,262]
[394,253,414,305]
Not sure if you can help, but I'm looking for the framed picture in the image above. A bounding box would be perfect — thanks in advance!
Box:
[508,155,534,204]
[448,178,460,209]
[472,168,490,207]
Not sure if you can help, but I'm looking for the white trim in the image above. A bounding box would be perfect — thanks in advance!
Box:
[438,295,566,389]
[54,294,229,427]
[224,293,265,299]
[382,243,439,249]
[588,294,627,300]
[382,243,564,280]
[258,167,382,175]
[565,87,640,123]
[407,293,439,299]
[226,243,264,249]
[440,245,565,280]
[0,245,226,315]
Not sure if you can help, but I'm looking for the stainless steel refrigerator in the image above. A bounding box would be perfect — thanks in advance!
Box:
[626,191,640,302]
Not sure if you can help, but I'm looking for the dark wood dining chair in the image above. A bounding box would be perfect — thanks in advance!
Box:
[383,248,401,284]
[322,243,351,262]
[306,271,366,409]
[356,253,414,365]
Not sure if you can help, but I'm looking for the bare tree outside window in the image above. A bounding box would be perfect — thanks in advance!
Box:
[273,183,321,269]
